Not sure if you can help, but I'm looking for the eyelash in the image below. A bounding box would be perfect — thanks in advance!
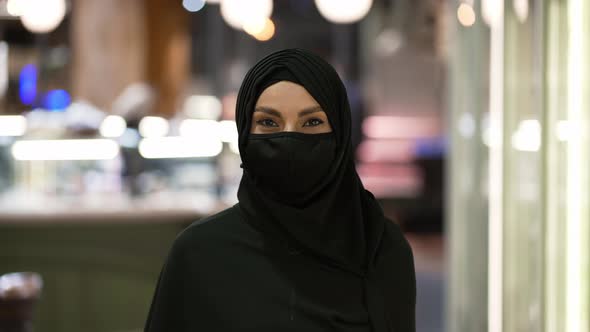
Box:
[256,119,279,127]
[303,118,324,127]
[255,118,325,128]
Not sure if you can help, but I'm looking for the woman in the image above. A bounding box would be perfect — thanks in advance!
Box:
[145,48,416,332]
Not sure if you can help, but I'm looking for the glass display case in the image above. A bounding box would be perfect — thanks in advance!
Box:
[447,0,590,331]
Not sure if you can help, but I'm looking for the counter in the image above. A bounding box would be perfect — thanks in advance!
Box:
[0,193,229,332]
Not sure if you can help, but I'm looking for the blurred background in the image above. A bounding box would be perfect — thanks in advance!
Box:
[0,0,587,331]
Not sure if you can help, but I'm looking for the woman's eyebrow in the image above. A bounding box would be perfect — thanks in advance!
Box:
[298,106,323,117]
[254,107,282,118]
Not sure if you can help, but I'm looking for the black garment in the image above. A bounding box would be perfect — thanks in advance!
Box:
[237,49,374,273]
[144,205,415,332]
[242,131,337,203]
[145,49,416,332]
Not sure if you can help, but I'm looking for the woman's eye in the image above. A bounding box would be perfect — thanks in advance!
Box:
[256,119,279,127]
[303,118,324,127]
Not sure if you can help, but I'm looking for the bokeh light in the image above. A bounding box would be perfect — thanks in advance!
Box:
[6,0,24,16]
[182,0,206,12]
[138,116,170,138]
[513,0,529,23]
[0,115,27,137]
[183,95,222,119]
[139,136,222,159]
[217,120,238,143]
[18,64,37,105]
[457,3,476,27]
[12,139,120,161]
[511,119,541,152]
[220,0,272,30]
[179,119,219,139]
[314,0,373,24]
[20,0,67,34]
[43,89,71,111]
[244,18,275,41]
[99,115,127,138]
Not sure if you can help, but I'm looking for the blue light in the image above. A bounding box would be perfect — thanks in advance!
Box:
[414,137,447,158]
[182,0,205,12]
[19,64,37,105]
[43,89,71,111]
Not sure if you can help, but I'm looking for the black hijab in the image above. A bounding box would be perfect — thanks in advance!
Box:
[236,48,415,332]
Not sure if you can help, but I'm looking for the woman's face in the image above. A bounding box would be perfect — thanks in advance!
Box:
[251,81,333,134]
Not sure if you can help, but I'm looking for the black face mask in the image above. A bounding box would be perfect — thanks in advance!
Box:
[242,131,336,205]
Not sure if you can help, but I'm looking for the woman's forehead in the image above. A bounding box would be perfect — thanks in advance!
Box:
[255,81,320,108]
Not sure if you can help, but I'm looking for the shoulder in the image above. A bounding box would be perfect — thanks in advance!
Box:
[382,221,417,332]
[173,205,242,247]
[185,205,241,234]
[170,204,262,257]
[365,190,413,257]
[384,218,411,247]
[381,219,416,301]
[382,218,415,266]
